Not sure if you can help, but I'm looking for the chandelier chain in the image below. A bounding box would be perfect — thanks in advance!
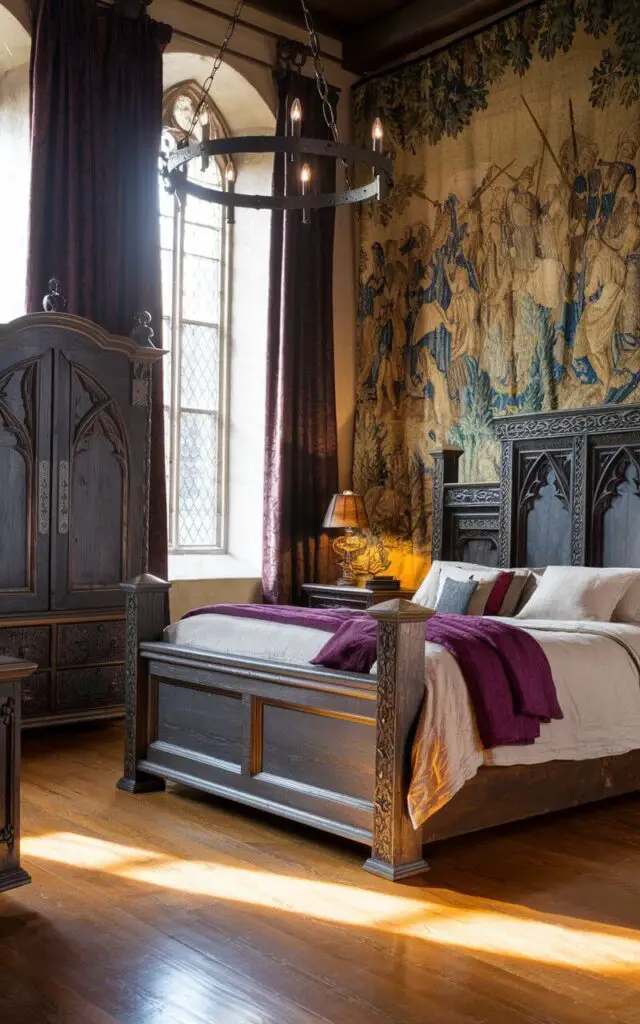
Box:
[176,0,359,194]
[185,0,247,142]
[298,0,352,188]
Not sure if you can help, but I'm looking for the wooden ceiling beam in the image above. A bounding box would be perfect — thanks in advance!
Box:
[343,0,535,75]
[244,0,346,41]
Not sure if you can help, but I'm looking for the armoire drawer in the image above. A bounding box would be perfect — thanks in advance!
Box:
[57,620,125,667]
[0,625,51,667]
[21,672,52,719]
[56,665,125,712]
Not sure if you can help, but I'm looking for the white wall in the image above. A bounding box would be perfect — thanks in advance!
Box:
[0,63,29,322]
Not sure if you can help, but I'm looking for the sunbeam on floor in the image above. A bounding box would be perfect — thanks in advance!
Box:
[22,830,640,974]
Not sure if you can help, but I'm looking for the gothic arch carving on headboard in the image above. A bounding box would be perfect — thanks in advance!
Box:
[591,444,640,566]
[518,451,571,515]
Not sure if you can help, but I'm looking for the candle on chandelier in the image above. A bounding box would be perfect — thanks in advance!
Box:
[300,162,311,225]
[372,117,384,153]
[200,109,211,171]
[290,96,302,165]
[225,163,236,225]
[290,97,303,137]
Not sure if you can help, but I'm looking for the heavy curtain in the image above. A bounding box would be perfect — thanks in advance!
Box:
[27,0,171,576]
[352,0,640,587]
[262,70,339,604]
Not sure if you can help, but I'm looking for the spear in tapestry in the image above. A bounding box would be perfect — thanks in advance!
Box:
[569,98,579,167]
[464,160,516,208]
[520,94,572,191]
[535,141,545,198]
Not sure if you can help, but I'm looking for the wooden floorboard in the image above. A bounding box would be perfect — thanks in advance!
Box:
[1,723,640,1023]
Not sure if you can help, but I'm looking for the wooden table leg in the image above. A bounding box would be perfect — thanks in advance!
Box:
[0,657,37,894]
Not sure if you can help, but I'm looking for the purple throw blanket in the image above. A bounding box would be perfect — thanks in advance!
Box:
[182,603,364,632]
[184,604,562,749]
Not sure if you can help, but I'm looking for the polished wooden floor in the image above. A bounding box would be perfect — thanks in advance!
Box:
[1,725,640,1024]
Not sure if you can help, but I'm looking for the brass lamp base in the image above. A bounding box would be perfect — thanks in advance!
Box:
[332,529,367,586]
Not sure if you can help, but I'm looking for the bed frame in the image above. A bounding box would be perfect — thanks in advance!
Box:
[118,403,640,880]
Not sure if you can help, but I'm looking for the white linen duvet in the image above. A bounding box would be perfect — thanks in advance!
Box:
[164,615,640,828]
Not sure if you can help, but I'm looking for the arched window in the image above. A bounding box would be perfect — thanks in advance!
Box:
[160,83,232,553]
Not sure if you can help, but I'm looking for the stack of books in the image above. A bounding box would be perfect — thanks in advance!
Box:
[366,576,401,590]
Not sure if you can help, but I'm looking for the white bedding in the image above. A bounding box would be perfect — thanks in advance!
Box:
[165,614,640,828]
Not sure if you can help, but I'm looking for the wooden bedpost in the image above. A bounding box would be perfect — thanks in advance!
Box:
[431,446,463,561]
[364,598,432,881]
[117,573,171,794]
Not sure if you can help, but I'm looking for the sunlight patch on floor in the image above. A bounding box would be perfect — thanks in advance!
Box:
[22,831,640,974]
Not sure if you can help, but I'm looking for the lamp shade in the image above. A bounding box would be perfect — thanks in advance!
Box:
[322,490,369,531]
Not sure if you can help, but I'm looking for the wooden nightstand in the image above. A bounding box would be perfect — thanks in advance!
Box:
[302,583,415,610]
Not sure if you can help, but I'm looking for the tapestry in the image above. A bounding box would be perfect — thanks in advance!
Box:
[352,0,640,586]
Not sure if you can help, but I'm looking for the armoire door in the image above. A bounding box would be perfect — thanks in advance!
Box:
[0,348,52,614]
[50,347,144,611]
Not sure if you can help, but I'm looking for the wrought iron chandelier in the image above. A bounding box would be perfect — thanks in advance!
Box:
[161,0,393,223]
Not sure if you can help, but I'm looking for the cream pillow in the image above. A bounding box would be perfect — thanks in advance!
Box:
[516,566,637,622]
[413,560,494,609]
[612,572,640,622]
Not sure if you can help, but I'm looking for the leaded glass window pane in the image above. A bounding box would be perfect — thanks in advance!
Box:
[180,324,219,410]
[182,255,221,322]
[159,118,227,553]
[178,412,218,547]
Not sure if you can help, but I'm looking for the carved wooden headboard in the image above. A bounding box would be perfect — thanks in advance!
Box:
[432,404,640,570]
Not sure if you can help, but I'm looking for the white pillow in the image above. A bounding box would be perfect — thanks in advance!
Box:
[413,560,494,609]
[435,566,503,616]
[516,566,637,622]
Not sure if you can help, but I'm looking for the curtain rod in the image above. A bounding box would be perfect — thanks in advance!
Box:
[355,0,539,85]
[173,0,343,66]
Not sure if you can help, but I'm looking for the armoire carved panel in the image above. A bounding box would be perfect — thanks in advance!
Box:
[0,310,164,725]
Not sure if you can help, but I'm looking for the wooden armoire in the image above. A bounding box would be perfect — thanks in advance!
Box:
[0,307,164,726]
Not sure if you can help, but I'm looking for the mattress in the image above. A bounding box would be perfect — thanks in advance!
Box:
[165,614,640,828]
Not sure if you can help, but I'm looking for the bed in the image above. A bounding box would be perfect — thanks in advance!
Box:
[118,403,640,880]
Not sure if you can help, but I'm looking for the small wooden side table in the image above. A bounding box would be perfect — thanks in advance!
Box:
[302,582,415,610]
[0,655,37,894]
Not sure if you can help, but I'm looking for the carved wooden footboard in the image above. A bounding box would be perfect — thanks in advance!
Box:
[117,574,430,880]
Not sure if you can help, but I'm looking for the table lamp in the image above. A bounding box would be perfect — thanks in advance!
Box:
[322,490,369,585]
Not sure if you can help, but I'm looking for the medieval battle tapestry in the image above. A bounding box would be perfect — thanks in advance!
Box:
[352,0,640,586]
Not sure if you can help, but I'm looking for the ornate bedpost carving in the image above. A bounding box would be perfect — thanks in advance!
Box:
[498,439,514,567]
[571,433,588,565]
[364,598,433,881]
[430,446,463,562]
[117,573,171,794]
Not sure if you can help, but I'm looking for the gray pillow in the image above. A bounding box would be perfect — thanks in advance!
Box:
[435,577,478,615]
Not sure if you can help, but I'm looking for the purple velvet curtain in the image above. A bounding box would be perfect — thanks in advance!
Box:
[27,0,171,577]
[263,70,340,605]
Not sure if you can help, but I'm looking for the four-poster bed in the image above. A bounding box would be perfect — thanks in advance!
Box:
[118,402,640,880]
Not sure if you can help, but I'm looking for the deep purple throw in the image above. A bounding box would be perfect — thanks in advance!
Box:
[183,605,562,749]
[182,603,364,632]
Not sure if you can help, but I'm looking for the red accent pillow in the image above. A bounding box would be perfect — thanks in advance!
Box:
[483,572,515,616]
